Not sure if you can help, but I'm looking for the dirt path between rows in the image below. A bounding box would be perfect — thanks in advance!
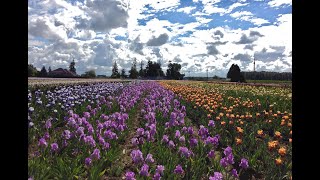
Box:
[102,98,144,180]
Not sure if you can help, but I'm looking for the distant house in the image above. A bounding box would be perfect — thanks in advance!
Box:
[48,68,78,78]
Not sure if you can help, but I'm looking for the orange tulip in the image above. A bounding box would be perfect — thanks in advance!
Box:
[221,121,226,126]
[257,130,263,136]
[275,158,283,165]
[278,147,287,156]
[236,138,242,145]
[275,131,281,138]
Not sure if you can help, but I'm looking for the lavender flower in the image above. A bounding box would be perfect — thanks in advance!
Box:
[63,130,71,140]
[231,169,239,178]
[168,140,175,149]
[179,146,193,158]
[199,125,209,139]
[174,164,184,174]
[175,130,181,139]
[239,158,249,169]
[153,172,161,180]
[125,171,136,180]
[50,143,59,152]
[131,137,139,146]
[44,132,50,140]
[224,146,233,156]
[85,157,92,166]
[156,165,165,175]
[209,172,223,180]
[91,148,100,160]
[208,120,215,127]
[187,127,194,135]
[208,150,215,158]
[189,138,198,147]
[45,119,52,129]
[146,153,155,164]
[137,128,145,136]
[220,157,228,167]
[226,153,235,164]
[38,138,47,148]
[131,149,144,164]
[139,163,149,176]
[162,135,169,144]
[179,136,185,143]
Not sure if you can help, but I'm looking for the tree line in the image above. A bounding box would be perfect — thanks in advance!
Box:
[241,71,292,81]
[111,59,184,80]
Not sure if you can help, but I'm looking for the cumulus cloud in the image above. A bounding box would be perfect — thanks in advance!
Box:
[214,30,224,38]
[129,36,144,55]
[146,33,169,46]
[233,53,252,62]
[236,34,255,44]
[244,44,255,50]
[254,47,286,62]
[75,0,128,32]
[249,31,264,37]
[207,44,220,55]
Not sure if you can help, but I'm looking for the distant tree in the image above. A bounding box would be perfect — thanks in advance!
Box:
[69,59,76,74]
[81,70,96,78]
[111,61,120,78]
[129,58,139,79]
[227,64,245,82]
[121,69,127,78]
[166,62,184,80]
[139,60,145,77]
[145,60,164,78]
[28,64,38,77]
[48,66,52,73]
[39,66,48,77]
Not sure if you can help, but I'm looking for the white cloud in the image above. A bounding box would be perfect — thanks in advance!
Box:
[250,18,270,26]
[177,6,196,14]
[230,11,253,18]
[268,0,292,7]
[230,11,269,26]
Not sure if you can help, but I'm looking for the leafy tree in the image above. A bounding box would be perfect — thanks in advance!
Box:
[166,62,184,80]
[39,66,48,77]
[129,58,139,79]
[81,70,96,78]
[28,64,38,77]
[120,69,127,78]
[145,60,164,77]
[48,66,52,73]
[111,61,120,78]
[69,59,76,74]
[227,64,245,82]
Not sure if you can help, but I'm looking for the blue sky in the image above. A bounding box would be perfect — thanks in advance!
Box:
[28,0,292,77]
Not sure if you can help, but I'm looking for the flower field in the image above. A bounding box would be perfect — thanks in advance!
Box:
[28,80,292,180]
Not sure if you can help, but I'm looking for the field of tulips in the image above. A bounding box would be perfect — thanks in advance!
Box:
[28,80,291,180]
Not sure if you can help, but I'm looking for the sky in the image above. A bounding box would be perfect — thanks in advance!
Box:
[28,0,292,77]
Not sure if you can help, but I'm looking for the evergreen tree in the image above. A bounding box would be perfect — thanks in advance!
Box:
[111,61,120,78]
[48,66,52,73]
[129,58,139,79]
[120,69,127,78]
[69,59,76,74]
[139,60,145,77]
[39,66,48,77]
